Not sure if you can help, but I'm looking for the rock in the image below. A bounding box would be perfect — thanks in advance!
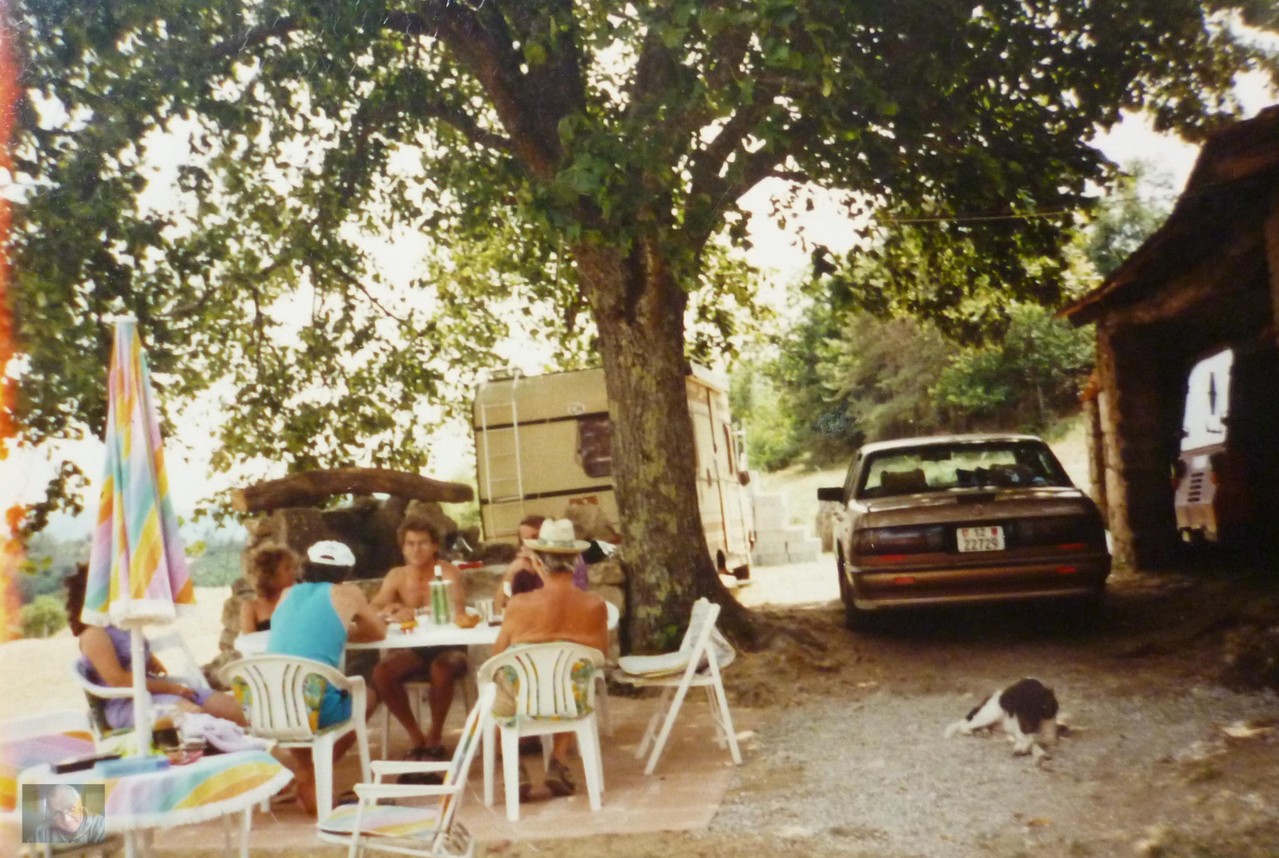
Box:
[562,502,619,542]
[404,501,459,546]
[455,526,482,559]
[462,566,505,602]
[588,557,624,586]
[271,508,330,552]
[244,516,275,539]
[478,541,518,565]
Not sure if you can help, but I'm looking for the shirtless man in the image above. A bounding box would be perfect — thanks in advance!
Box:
[493,518,608,798]
[370,516,469,759]
[267,540,387,813]
[492,514,545,612]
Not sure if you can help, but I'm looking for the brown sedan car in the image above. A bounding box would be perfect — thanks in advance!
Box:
[818,434,1111,629]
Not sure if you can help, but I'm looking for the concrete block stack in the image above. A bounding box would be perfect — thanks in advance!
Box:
[750,492,823,566]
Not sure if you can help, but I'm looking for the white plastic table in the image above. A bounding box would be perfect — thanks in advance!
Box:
[234,620,501,658]
[18,749,291,858]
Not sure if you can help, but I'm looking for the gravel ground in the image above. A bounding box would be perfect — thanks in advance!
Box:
[478,563,1279,858]
[716,667,1278,857]
[707,565,1279,858]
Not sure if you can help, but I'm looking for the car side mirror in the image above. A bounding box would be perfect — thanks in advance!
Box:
[816,486,844,503]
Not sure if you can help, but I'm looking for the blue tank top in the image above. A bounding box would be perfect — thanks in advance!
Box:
[265,582,351,727]
[266,582,346,667]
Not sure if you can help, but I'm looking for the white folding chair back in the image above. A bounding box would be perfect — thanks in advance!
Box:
[615,598,742,774]
[145,628,213,692]
[477,642,606,821]
[220,655,371,819]
[317,683,496,858]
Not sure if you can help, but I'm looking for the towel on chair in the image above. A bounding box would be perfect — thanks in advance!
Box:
[180,713,273,753]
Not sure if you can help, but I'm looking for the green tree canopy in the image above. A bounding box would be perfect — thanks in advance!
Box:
[6,1,1277,645]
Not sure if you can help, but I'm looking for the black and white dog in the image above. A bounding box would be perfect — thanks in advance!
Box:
[944,678,1060,760]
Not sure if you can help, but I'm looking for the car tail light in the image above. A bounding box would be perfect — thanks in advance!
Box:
[854,525,947,555]
[1013,515,1105,549]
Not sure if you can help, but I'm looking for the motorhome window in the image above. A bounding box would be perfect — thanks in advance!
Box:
[576,415,613,478]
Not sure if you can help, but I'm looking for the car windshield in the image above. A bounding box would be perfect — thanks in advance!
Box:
[856,440,1072,499]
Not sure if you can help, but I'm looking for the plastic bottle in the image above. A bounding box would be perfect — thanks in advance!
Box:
[430,564,454,625]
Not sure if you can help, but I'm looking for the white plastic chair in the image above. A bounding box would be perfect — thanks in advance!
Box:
[477,642,605,821]
[72,629,211,739]
[593,601,620,736]
[615,598,741,775]
[71,661,136,739]
[317,683,495,858]
[220,655,372,820]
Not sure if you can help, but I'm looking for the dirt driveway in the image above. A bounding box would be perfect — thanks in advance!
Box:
[489,566,1279,858]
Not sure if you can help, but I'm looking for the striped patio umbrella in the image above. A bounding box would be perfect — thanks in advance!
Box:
[82,316,195,753]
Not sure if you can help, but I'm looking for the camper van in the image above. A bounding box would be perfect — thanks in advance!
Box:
[473,366,755,578]
[1172,342,1279,549]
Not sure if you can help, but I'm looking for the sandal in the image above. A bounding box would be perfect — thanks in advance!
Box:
[544,757,576,797]
[519,762,531,803]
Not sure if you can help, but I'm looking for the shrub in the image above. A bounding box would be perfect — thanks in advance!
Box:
[20,595,68,638]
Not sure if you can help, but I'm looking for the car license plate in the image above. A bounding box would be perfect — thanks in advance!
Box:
[958,526,1005,552]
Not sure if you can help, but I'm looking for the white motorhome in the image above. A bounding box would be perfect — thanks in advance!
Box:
[1172,342,1279,549]
[473,366,755,577]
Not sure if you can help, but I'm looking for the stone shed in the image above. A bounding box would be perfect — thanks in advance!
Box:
[1061,105,1279,569]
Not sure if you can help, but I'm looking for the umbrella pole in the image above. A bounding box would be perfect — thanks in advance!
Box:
[131,629,153,755]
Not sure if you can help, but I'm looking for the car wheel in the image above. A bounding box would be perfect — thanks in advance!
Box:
[836,551,872,631]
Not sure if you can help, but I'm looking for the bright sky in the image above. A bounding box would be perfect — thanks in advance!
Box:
[3,73,1275,538]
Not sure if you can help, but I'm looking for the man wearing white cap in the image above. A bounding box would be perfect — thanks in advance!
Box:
[268,539,387,813]
[493,518,608,799]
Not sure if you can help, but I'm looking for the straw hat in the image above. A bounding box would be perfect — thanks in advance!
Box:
[523,519,590,554]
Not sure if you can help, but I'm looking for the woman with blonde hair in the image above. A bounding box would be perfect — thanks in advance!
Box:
[239,544,300,634]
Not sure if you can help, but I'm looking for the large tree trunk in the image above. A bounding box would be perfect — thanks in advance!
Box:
[574,238,756,653]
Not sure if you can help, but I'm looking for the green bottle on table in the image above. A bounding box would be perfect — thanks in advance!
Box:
[430,564,453,625]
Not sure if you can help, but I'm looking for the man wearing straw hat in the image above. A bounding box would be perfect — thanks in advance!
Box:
[492,518,608,798]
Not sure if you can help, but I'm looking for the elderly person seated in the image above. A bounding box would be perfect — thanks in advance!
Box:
[66,564,246,730]
[493,518,608,799]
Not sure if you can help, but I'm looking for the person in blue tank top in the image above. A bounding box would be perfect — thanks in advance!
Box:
[267,540,387,814]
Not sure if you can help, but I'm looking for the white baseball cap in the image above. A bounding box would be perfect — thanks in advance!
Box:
[307,540,356,567]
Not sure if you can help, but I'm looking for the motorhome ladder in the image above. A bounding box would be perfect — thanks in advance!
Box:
[479,378,526,510]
